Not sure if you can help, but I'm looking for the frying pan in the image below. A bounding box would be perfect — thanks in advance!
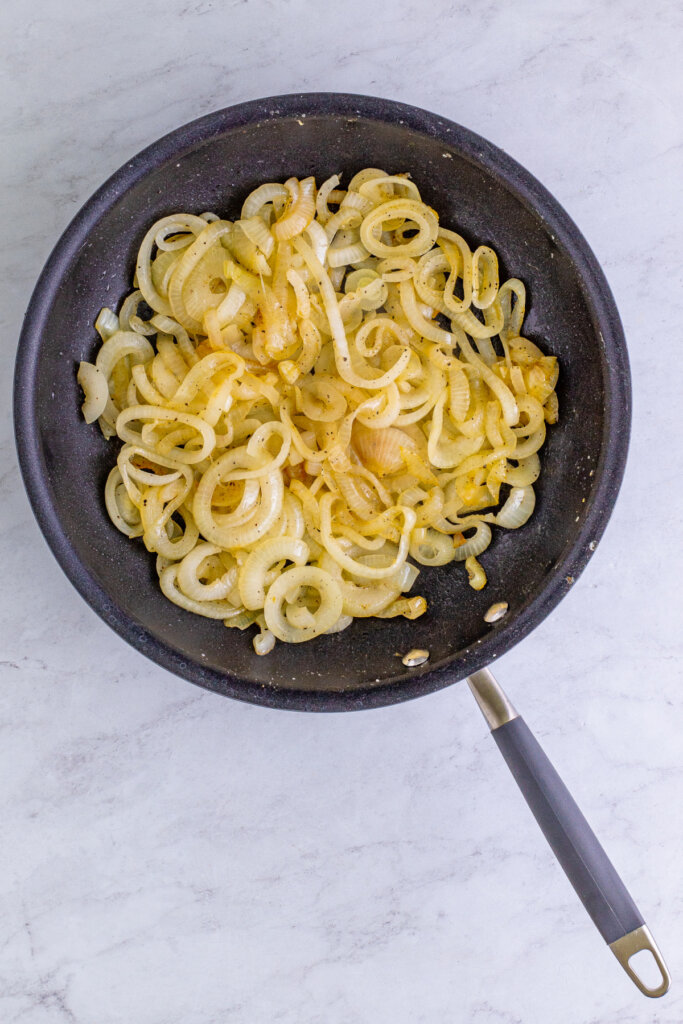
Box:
[13,93,670,996]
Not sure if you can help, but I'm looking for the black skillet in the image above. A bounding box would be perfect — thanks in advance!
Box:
[13,93,670,996]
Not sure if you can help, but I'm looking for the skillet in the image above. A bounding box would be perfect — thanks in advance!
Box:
[12,92,669,996]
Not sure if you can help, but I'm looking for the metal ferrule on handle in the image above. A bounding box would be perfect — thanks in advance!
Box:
[468,668,670,998]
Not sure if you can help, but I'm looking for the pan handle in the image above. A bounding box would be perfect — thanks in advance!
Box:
[468,668,670,998]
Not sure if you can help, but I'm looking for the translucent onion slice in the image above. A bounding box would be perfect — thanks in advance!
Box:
[324,614,354,634]
[304,220,329,265]
[253,628,276,655]
[352,423,417,477]
[95,308,119,341]
[495,485,536,529]
[457,334,519,427]
[263,566,342,642]
[136,213,208,316]
[399,279,453,345]
[322,563,405,617]
[181,244,229,325]
[320,495,415,580]
[448,366,470,423]
[315,174,341,224]
[160,565,244,618]
[465,555,487,590]
[293,237,411,390]
[239,537,310,610]
[328,241,369,268]
[499,279,526,341]
[141,490,199,560]
[361,199,439,258]
[272,177,316,241]
[228,222,271,276]
[358,175,422,204]
[95,331,154,382]
[77,362,109,423]
[409,527,457,566]
[505,454,540,487]
[177,542,237,601]
[376,596,426,619]
[452,521,492,560]
[104,466,143,537]
[472,245,500,310]
[241,182,288,220]
[168,221,233,332]
[238,215,275,258]
[116,405,216,464]
[193,456,284,549]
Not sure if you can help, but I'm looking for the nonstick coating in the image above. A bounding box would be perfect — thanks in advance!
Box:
[14,94,630,711]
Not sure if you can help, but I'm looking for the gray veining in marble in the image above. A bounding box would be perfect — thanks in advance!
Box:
[1,1,682,1021]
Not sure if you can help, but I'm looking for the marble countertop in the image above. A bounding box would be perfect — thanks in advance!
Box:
[1,1,682,1021]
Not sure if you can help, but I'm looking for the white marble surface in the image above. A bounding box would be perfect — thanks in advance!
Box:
[1,1,682,1020]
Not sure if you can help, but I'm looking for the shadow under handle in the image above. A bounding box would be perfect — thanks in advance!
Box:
[468,668,670,998]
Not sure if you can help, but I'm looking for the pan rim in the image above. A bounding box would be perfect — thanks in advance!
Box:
[13,92,631,711]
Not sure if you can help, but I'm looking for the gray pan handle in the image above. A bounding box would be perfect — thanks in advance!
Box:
[468,668,670,998]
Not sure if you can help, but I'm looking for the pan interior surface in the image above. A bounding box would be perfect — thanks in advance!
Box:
[15,96,629,708]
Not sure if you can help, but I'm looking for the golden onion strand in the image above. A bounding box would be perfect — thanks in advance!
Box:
[79,169,559,653]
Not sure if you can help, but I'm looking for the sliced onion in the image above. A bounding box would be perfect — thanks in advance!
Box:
[465,555,487,590]
[77,362,109,423]
[409,527,456,566]
[104,466,143,537]
[505,454,540,487]
[272,177,316,241]
[264,566,342,642]
[328,241,369,268]
[241,182,288,219]
[238,215,274,258]
[304,220,329,265]
[239,537,309,610]
[457,334,518,427]
[253,628,276,655]
[360,199,438,258]
[452,521,492,560]
[315,174,341,224]
[95,331,154,381]
[495,486,536,529]
[324,614,354,634]
[472,245,499,310]
[160,566,243,618]
[177,542,237,601]
[95,307,119,341]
